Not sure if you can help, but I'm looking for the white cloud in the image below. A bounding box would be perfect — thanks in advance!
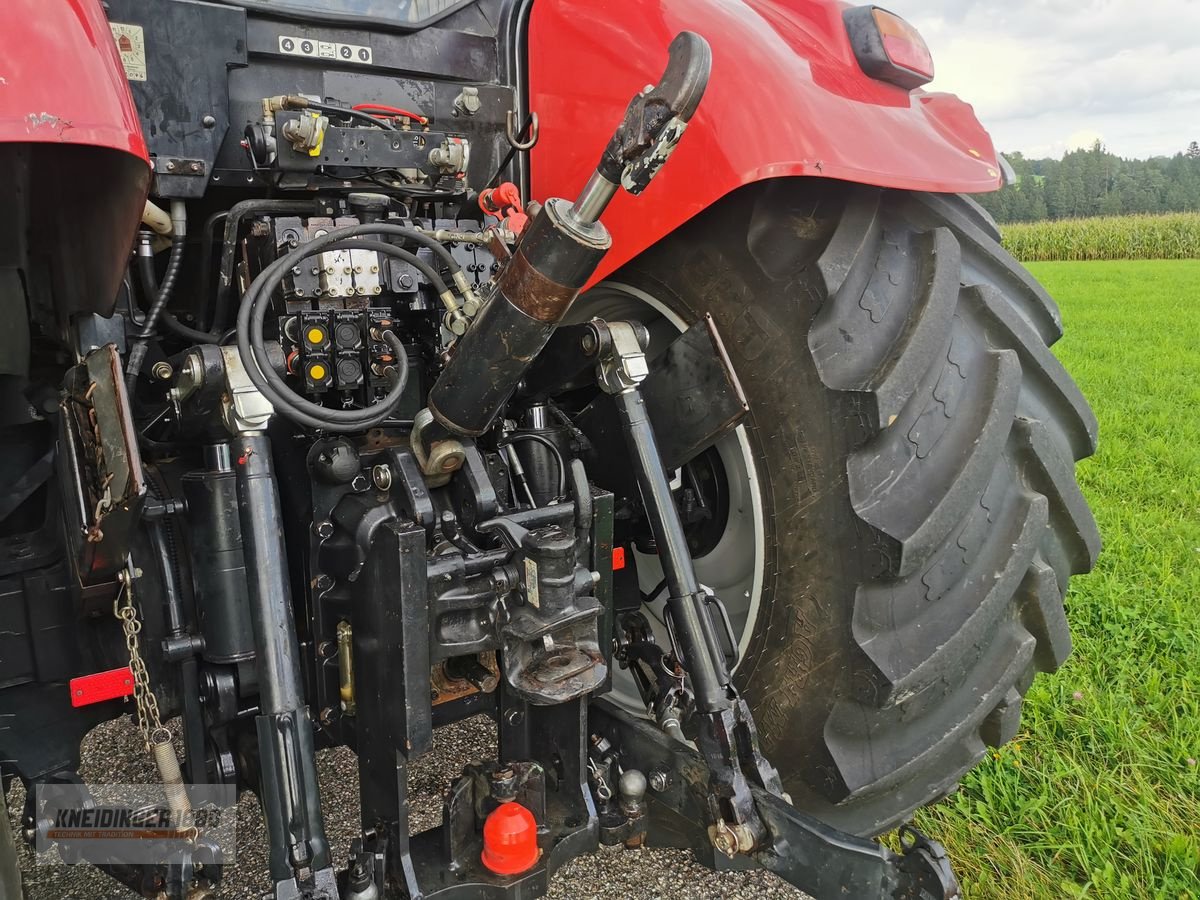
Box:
[886,0,1200,158]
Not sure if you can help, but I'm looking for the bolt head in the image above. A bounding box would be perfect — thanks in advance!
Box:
[648,769,670,793]
[371,463,393,490]
[313,520,335,539]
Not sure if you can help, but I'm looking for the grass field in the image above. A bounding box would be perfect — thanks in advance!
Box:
[913,260,1200,899]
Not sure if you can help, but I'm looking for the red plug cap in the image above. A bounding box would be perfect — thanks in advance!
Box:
[481,801,539,876]
[479,182,528,234]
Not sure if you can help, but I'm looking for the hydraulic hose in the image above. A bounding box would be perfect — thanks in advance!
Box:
[235,224,465,431]
[136,245,219,345]
[195,210,229,331]
[126,202,187,393]
[385,224,463,280]
[239,246,414,430]
[215,200,313,335]
[214,201,468,335]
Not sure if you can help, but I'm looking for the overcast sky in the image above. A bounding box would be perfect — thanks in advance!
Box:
[886,0,1199,160]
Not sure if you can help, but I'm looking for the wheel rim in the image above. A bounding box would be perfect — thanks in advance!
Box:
[572,281,767,714]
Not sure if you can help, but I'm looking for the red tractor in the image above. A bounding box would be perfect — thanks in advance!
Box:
[0,1,1098,897]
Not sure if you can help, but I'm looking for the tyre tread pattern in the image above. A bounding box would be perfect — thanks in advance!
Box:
[807,187,1099,833]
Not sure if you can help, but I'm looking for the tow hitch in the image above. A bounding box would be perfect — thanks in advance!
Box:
[37,29,959,900]
[347,30,959,899]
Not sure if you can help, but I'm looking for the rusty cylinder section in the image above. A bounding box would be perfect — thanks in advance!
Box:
[426,198,611,437]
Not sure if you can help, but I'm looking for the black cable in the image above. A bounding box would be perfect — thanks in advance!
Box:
[500,433,567,500]
[126,233,185,392]
[306,101,395,131]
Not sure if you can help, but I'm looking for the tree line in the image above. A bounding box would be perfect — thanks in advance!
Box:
[975,141,1200,224]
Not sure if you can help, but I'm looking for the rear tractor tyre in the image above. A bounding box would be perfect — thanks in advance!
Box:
[598,180,1099,835]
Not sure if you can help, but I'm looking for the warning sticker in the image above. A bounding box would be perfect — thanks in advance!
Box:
[524,557,540,609]
[109,23,147,82]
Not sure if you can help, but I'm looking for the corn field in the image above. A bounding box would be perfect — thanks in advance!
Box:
[1000,212,1200,261]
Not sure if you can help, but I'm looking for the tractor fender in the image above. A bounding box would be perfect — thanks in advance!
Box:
[0,0,150,320]
[527,0,1002,286]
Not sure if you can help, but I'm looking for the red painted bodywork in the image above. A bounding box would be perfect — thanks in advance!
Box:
[528,0,1002,285]
[0,0,149,318]
[0,0,148,158]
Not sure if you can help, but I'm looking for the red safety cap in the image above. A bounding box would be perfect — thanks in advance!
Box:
[479,182,529,234]
[70,667,135,708]
[480,801,539,875]
[612,546,626,571]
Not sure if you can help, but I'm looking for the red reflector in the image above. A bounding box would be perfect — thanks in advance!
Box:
[481,802,539,875]
[881,32,933,79]
[70,667,135,707]
[612,546,626,571]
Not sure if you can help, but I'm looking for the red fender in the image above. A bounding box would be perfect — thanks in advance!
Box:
[0,0,150,319]
[528,0,1001,285]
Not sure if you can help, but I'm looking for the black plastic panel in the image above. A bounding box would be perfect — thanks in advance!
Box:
[104,0,249,198]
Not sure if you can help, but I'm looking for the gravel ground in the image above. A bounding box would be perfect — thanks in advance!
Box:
[9,714,807,900]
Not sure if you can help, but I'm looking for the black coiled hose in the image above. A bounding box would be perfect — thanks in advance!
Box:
[126,232,185,393]
[235,223,466,431]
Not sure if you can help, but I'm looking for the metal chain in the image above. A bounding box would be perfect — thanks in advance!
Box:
[114,562,171,752]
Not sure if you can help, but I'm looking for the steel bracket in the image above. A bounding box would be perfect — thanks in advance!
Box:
[589,700,960,900]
